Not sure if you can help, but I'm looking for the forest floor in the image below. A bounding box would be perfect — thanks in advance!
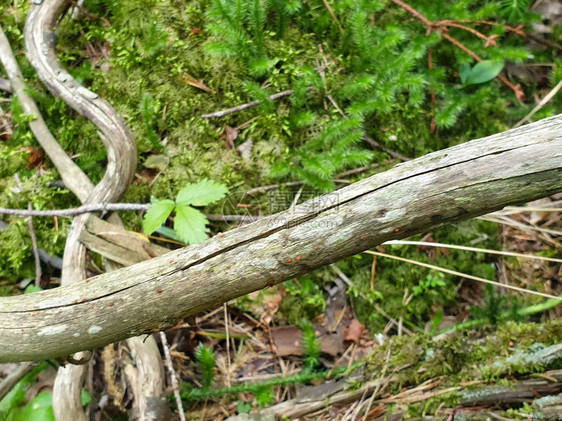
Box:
[0,0,561,419]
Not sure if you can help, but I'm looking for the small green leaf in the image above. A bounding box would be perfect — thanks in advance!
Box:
[459,63,471,84]
[464,61,504,85]
[143,199,175,236]
[237,400,252,414]
[176,179,228,207]
[431,308,443,334]
[143,154,169,171]
[174,205,209,244]
[81,389,91,407]
[25,284,42,294]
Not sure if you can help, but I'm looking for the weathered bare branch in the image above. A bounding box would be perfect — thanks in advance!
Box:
[0,114,561,363]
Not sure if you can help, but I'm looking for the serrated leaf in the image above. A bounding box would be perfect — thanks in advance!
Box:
[176,179,228,206]
[465,61,504,85]
[174,205,210,245]
[143,199,175,236]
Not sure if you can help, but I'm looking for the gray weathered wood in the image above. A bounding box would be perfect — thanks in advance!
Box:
[20,1,165,418]
[0,115,561,362]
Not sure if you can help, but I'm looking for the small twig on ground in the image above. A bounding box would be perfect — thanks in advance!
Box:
[27,202,41,287]
[223,303,231,388]
[384,239,562,263]
[0,203,150,217]
[361,339,393,421]
[0,204,262,224]
[370,255,377,291]
[200,89,296,118]
[159,331,186,421]
[321,0,344,33]
[363,135,411,161]
[246,180,306,195]
[222,162,387,195]
[0,362,37,401]
[330,265,413,335]
[514,79,562,128]
[437,19,527,37]
[14,174,41,287]
[290,185,304,209]
[479,215,562,237]
[364,250,562,300]
[525,33,562,52]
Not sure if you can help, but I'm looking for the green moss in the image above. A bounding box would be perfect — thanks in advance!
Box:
[368,319,562,388]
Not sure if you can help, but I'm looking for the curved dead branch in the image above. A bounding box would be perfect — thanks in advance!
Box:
[23,1,165,419]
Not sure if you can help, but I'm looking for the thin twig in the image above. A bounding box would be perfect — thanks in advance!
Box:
[200,89,296,118]
[514,79,562,128]
[321,0,344,33]
[364,250,562,300]
[290,185,304,209]
[0,204,263,224]
[0,203,150,217]
[384,240,562,263]
[479,215,562,237]
[330,265,414,335]
[435,22,496,45]
[14,174,41,286]
[363,135,411,161]
[526,33,562,52]
[437,19,527,37]
[246,181,306,195]
[390,0,432,26]
[223,303,231,388]
[0,362,37,401]
[243,161,387,195]
[159,332,186,421]
[361,339,393,421]
[27,203,41,287]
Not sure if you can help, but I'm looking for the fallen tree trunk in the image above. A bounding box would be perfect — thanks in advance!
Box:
[1,114,561,362]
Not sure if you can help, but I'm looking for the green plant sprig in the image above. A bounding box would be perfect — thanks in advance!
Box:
[142,179,228,245]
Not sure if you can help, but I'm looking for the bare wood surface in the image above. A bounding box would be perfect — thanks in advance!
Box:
[85,215,170,258]
[460,370,562,406]
[0,25,93,202]
[24,0,137,286]
[21,1,165,419]
[0,114,561,363]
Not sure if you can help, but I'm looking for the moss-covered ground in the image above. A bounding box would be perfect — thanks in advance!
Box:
[0,0,560,417]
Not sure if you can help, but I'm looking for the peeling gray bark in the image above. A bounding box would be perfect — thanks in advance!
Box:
[1,114,561,363]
